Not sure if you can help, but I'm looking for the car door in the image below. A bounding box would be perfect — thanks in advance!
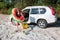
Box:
[22,9,30,22]
[30,8,39,23]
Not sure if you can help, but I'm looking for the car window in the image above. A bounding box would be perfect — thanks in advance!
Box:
[23,9,30,18]
[40,8,46,14]
[31,8,39,14]
[23,9,30,14]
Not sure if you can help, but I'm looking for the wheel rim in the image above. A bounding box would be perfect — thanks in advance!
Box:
[38,20,46,27]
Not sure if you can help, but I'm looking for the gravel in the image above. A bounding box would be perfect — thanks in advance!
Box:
[0,14,60,40]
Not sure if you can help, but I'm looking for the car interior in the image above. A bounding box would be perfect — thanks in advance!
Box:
[23,9,30,22]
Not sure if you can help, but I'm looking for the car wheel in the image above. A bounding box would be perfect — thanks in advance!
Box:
[37,19,47,28]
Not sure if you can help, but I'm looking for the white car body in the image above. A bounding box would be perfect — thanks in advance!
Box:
[22,6,57,24]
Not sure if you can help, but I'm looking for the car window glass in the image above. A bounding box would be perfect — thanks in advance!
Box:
[23,9,30,14]
[40,8,46,14]
[31,8,39,14]
[23,9,30,18]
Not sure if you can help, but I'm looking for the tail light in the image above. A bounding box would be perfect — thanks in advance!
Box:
[49,6,55,15]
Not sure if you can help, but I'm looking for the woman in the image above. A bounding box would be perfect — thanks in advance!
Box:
[11,8,24,25]
[11,8,24,32]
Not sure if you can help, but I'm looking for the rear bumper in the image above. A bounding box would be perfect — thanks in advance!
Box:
[48,16,57,24]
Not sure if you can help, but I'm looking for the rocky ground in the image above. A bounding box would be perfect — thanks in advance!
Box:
[0,14,60,40]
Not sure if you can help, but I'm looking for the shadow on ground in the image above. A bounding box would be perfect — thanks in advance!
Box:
[24,20,60,35]
[48,20,60,28]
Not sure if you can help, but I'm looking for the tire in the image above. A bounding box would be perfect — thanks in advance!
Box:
[37,19,47,28]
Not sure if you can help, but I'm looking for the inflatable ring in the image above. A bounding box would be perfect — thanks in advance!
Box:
[12,8,24,21]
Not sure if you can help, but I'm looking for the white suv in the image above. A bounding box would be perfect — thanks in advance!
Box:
[22,6,57,28]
